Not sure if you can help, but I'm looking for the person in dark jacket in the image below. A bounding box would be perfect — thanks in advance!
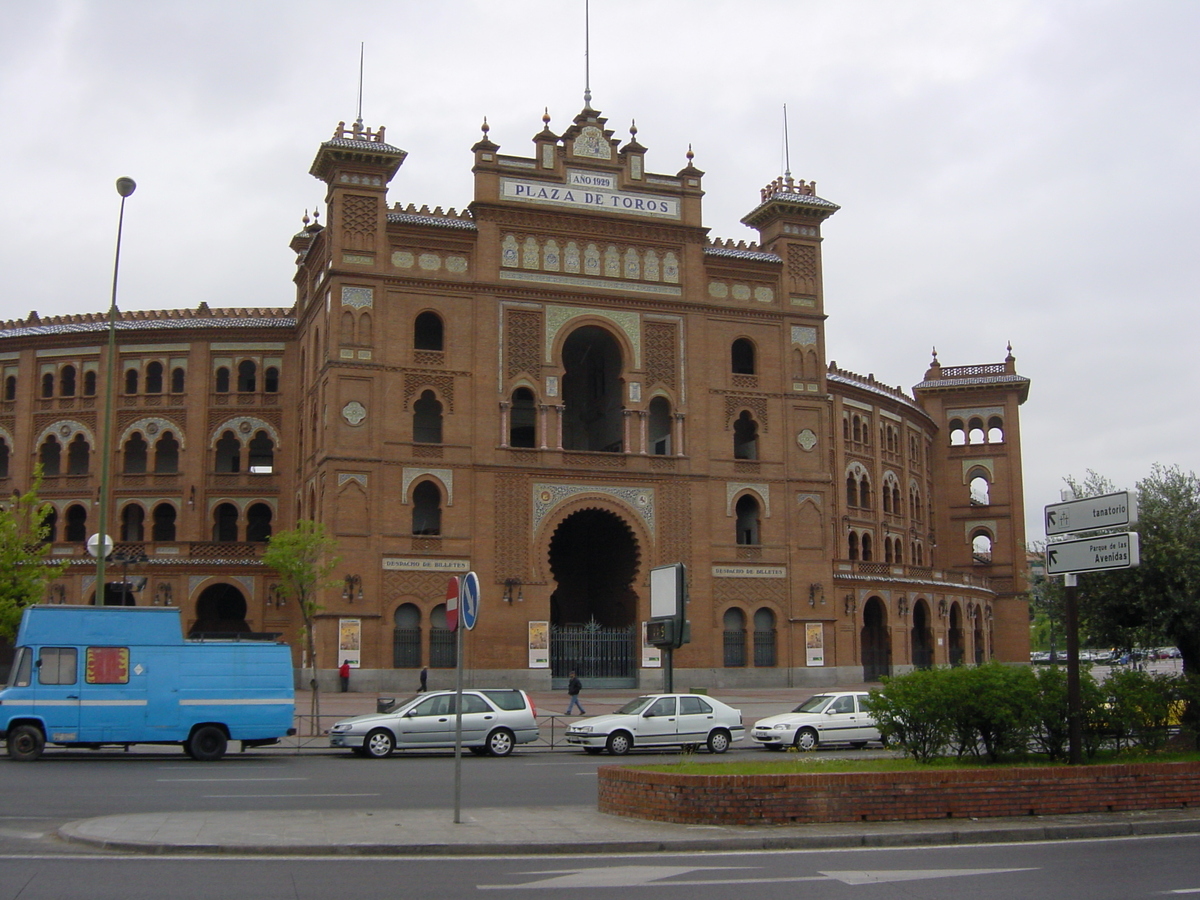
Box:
[565,671,586,715]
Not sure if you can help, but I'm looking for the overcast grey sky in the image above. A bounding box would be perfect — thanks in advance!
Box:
[2,0,1196,543]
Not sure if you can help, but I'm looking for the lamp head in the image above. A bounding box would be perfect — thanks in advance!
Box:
[115,177,137,198]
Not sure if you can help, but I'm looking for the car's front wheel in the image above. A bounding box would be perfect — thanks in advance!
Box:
[707,729,731,754]
[606,731,632,755]
[486,728,515,757]
[7,724,45,762]
[364,728,395,759]
[794,727,819,751]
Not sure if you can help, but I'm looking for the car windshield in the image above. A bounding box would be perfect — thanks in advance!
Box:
[615,696,656,715]
[791,695,833,714]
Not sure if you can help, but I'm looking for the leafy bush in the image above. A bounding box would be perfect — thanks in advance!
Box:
[868,668,955,762]
[1032,665,1106,760]
[1101,668,1180,751]
[952,663,1041,761]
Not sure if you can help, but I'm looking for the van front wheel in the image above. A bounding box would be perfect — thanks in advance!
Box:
[188,726,228,761]
[7,725,44,761]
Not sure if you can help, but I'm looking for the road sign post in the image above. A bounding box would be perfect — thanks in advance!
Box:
[453,571,480,825]
[1044,491,1141,765]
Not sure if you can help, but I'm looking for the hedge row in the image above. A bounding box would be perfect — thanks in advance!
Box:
[868,663,1199,762]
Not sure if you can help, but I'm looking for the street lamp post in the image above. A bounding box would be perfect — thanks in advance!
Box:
[93,177,136,604]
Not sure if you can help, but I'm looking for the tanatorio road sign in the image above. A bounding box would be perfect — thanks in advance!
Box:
[1044,490,1138,536]
[1046,531,1140,575]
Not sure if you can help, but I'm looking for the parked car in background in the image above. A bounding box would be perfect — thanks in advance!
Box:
[751,691,882,751]
[329,689,538,758]
[565,693,744,755]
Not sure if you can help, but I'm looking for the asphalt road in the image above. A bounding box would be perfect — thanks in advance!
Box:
[3,834,1200,899]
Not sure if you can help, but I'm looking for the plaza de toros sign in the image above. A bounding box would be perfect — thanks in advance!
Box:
[501,172,680,219]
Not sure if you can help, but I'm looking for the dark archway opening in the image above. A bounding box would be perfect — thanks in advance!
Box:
[560,326,624,452]
[548,508,640,687]
[949,604,965,666]
[189,583,250,637]
[911,599,934,669]
[860,596,891,682]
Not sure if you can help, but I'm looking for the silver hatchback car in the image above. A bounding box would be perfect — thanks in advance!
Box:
[329,689,539,758]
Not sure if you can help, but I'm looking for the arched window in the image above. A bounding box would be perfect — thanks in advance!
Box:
[145,362,164,394]
[215,430,241,473]
[852,416,862,443]
[413,390,443,444]
[246,502,272,542]
[39,435,62,476]
[970,474,991,506]
[41,372,54,398]
[124,367,139,395]
[151,503,176,541]
[171,367,186,393]
[0,436,8,478]
[429,603,456,667]
[972,532,993,564]
[212,502,239,542]
[509,388,536,448]
[65,504,88,542]
[848,531,859,560]
[237,360,257,392]
[412,480,443,535]
[4,375,16,400]
[731,339,755,375]
[341,310,355,345]
[882,481,892,514]
[949,418,966,446]
[893,484,902,514]
[723,608,747,667]
[987,416,1004,443]
[60,366,76,397]
[360,313,373,346]
[154,432,180,474]
[67,434,90,475]
[120,504,145,542]
[264,367,279,393]
[393,603,422,668]
[83,371,97,396]
[861,532,873,562]
[753,607,776,667]
[968,417,986,445]
[648,396,672,455]
[842,417,850,440]
[123,433,148,474]
[735,494,760,545]
[215,367,231,393]
[846,474,858,508]
[248,431,274,474]
[43,507,58,543]
[859,475,871,510]
[414,311,444,351]
[733,410,758,460]
[885,538,893,563]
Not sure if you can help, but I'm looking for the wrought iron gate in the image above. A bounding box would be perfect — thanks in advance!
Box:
[550,621,637,689]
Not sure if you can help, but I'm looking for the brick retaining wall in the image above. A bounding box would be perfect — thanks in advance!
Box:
[597,761,1200,825]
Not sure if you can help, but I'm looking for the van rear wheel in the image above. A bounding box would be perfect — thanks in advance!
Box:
[188,726,228,761]
[7,725,45,762]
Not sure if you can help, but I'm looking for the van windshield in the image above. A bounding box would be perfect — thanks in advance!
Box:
[5,647,31,688]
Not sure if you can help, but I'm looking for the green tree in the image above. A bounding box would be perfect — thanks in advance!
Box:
[0,470,67,640]
[260,520,339,727]
[1072,464,1200,674]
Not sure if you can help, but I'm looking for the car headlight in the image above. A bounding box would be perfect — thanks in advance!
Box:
[570,725,593,733]
[331,723,352,733]
[774,724,789,731]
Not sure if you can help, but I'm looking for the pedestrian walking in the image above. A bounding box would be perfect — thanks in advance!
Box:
[565,670,586,715]
[339,660,351,692]
[418,666,428,693]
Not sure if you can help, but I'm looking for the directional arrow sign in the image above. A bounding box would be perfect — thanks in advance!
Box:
[1045,490,1138,536]
[1046,531,1140,575]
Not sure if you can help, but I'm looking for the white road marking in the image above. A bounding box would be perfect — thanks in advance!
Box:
[156,778,308,782]
[479,864,1037,889]
[202,792,382,798]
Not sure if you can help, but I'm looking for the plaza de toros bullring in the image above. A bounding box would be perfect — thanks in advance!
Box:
[0,101,1030,690]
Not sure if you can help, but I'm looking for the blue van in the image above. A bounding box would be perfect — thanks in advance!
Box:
[0,605,295,761]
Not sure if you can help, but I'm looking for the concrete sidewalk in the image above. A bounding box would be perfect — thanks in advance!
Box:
[57,805,1200,856]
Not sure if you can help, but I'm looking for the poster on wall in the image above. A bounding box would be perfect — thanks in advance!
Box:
[528,621,549,668]
[641,622,662,668]
[805,622,825,666]
[339,617,362,668]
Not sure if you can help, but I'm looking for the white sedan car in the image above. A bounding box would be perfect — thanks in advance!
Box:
[565,693,744,755]
[751,691,882,751]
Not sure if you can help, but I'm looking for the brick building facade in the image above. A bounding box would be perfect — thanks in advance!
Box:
[0,101,1030,689]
